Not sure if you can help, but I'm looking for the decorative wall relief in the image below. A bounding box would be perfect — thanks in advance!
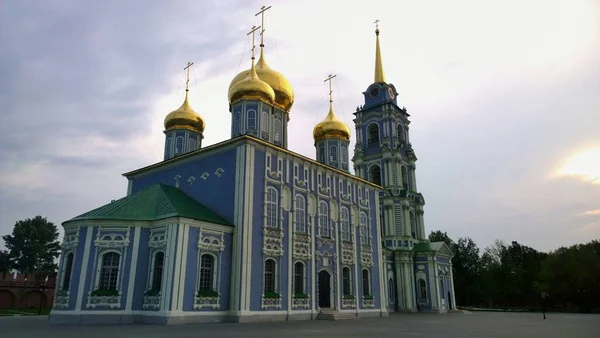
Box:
[360,245,374,268]
[200,172,210,180]
[187,176,196,185]
[341,241,355,266]
[307,193,317,217]
[214,168,224,177]
[282,185,291,212]
[292,233,311,261]
[263,228,284,257]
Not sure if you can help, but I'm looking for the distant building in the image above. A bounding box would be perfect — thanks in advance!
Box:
[49,9,455,325]
[0,271,56,309]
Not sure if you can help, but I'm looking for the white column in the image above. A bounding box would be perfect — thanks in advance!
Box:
[403,207,411,237]
[394,254,403,310]
[287,213,293,315]
[428,258,439,310]
[403,262,413,309]
[449,264,457,310]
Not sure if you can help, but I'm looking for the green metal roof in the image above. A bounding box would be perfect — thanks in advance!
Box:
[68,183,232,226]
[412,242,447,253]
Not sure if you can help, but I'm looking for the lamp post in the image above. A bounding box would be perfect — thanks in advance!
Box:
[37,272,49,316]
[541,292,548,320]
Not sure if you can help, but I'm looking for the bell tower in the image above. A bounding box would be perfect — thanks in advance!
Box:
[352,23,426,249]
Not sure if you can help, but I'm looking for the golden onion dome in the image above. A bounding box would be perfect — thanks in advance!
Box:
[228,50,294,112]
[313,103,351,143]
[228,60,275,104]
[164,92,205,133]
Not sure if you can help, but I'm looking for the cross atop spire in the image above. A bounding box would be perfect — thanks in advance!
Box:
[324,74,337,107]
[255,5,272,48]
[373,20,386,83]
[184,62,194,92]
[247,25,261,61]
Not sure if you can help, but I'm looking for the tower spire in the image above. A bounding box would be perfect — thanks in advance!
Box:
[374,19,386,83]
[255,5,272,61]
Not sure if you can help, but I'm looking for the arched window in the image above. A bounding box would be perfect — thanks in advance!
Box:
[274,118,282,144]
[440,280,445,299]
[367,123,379,144]
[264,259,276,293]
[362,269,370,296]
[360,212,369,244]
[369,164,382,185]
[419,279,427,300]
[61,252,74,291]
[234,111,241,134]
[199,254,215,291]
[410,212,417,238]
[397,124,405,142]
[151,251,164,291]
[261,111,269,139]
[388,278,395,304]
[293,262,304,294]
[99,252,120,290]
[341,207,350,241]
[401,166,409,189]
[165,137,172,158]
[247,110,257,130]
[295,195,306,233]
[319,201,330,237]
[188,138,197,151]
[341,145,348,162]
[266,187,278,228]
[319,146,325,162]
[175,136,184,154]
[329,145,337,162]
[342,267,351,296]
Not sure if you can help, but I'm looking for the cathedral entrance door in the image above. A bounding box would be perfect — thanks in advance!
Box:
[318,270,331,308]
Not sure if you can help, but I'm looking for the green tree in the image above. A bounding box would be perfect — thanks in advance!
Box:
[2,216,61,274]
[0,250,11,279]
[429,230,455,247]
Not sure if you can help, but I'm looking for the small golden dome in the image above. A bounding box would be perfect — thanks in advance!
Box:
[228,50,294,112]
[164,92,205,133]
[228,61,275,104]
[313,104,351,143]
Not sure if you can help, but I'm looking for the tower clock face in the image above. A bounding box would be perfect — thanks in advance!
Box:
[369,87,380,98]
[388,87,395,99]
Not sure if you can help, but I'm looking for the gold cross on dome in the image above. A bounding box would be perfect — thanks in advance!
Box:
[324,74,337,103]
[374,19,380,29]
[184,62,194,91]
[247,25,261,59]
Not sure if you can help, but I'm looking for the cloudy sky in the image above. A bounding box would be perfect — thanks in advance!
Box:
[1,0,598,252]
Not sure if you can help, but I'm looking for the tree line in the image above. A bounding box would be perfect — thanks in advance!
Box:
[430,231,600,313]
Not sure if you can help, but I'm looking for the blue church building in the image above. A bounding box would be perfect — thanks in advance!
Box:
[49,11,456,325]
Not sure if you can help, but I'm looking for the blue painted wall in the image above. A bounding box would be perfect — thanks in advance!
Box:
[130,147,238,224]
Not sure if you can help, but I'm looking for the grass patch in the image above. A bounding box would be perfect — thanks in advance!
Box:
[0,308,51,316]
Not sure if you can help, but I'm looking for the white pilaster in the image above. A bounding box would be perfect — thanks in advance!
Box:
[125,226,141,311]
[374,196,387,316]
[427,258,438,310]
[449,263,457,310]
[75,225,94,311]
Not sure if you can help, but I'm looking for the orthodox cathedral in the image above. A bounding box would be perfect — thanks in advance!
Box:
[49,8,455,325]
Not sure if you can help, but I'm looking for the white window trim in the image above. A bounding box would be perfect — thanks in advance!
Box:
[293,261,306,294]
[263,258,279,294]
[94,250,123,291]
[59,251,76,291]
[197,252,219,292]
[147,250,165,291]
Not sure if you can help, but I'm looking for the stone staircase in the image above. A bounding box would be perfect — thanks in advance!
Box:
[316,308,359,321]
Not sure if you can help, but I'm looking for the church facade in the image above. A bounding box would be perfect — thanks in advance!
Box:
[49,10,455,325]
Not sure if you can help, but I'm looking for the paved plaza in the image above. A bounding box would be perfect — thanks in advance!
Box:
[1,312,598,338]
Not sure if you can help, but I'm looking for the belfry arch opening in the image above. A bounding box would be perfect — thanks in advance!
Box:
[369,164,382,186]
